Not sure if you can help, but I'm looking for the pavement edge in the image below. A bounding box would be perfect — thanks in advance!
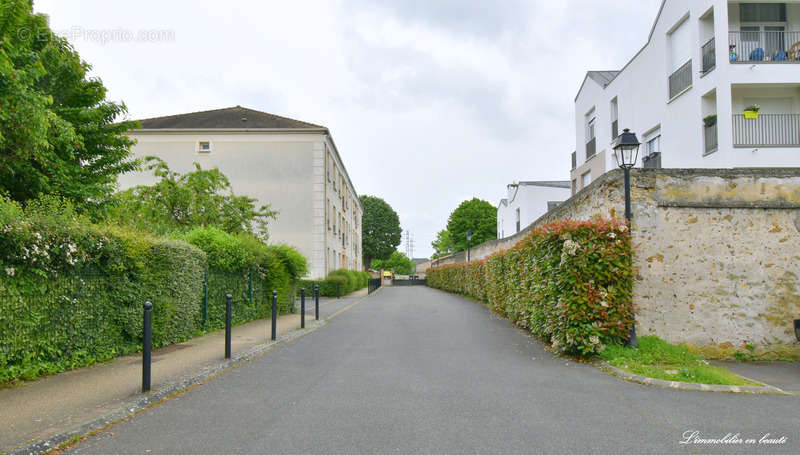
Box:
[597,360,793,395]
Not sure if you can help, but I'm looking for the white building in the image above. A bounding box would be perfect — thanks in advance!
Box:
[571,0,800,194]
[497,181,571,239]
[119,106,363,279]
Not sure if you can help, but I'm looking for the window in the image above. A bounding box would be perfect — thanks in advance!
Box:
[585,111,597,159]
[643,133,662,169]
[610,98,619,139]
[587,117,596,141]
[581,171,591,189]
[198,141,211,153]
[515,208,521,233]
[740,3,786,23]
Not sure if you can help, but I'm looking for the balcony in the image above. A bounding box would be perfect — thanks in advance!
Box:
[668,60,692,99]
[702,38,716,74]
[585,138,596,159]
[732,114,800,147]
[642,152,662,169]
[704,122,718,154]
[729,31,800,63]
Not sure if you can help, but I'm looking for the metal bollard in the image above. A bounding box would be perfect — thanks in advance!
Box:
[315,284,321,316]
[271,290,277,341]
[142,301,152,392]
[300,288,306,329]
[225,294,232,359]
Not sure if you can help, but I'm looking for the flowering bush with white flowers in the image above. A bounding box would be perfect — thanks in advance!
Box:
[428,218,633,356]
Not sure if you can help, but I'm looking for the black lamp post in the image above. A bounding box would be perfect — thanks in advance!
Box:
[466,231,473,262]
[612,128,640,349]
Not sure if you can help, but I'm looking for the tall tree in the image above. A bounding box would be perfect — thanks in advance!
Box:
[359,195,401,268]
[107,157,277,238]
[371,251,415,275]
[0,0,137,207]
[431,229,453,259]
[446,198,497,252]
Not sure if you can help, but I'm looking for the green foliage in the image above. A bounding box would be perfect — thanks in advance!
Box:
[0,195,206,384]
[107,157,277,239]
[431,229,453,259]
[371,251,415,275]
[359,195,401,267]
[0,0,138,207]
[600,336,758,386]
[299,270,371,297]
[428,219,633,356]
[0,196,308,384]
[445,198,497,252]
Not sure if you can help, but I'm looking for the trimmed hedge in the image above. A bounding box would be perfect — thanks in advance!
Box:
[427,219,633,356]
[0,198,308,384]
[299,270,371,297]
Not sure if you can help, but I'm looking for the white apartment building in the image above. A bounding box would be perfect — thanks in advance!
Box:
[571,0,800,193]
[497,181,571,239]
[119,106,363,279]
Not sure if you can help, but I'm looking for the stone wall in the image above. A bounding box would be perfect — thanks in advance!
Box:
[432,168,800,355]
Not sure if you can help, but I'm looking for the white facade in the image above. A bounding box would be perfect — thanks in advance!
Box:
[121,124,362,280]
[497,181,571,239]
[572,0,800,193]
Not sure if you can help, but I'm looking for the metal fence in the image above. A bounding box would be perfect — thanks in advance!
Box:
[393,278,427,287]
[702,37,716,73]
[704,122,718,154]
[668,60,692,99]
[732,113,800,147]
[729,31,800,63]
[368,278,381,294]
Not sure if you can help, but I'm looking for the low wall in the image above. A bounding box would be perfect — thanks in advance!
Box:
[433,168,800,354]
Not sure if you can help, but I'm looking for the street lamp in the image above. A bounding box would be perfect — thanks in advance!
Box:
[612,128,640,349]
[466,231,473,262]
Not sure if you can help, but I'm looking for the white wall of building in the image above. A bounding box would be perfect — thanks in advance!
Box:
[120,131,362,279]
[573,0,800,184]
[497,183,571,239]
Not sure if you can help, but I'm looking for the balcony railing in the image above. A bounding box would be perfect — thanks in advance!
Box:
[571,151,576,170]
[704,122,718,154]
[668,60,692,99]
[585,137,596,159]
[701,37,716,73]
[642,152,661,169]
[733,114,800,147]
[729,31,800,63]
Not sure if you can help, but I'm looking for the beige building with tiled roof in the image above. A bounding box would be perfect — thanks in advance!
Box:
[119,106,363,279]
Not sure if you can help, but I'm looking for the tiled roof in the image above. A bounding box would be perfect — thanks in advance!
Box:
[135,106,325,130]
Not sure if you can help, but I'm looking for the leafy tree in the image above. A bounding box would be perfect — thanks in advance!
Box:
[107,157,277,238]
[359,195,401,268]
[371,251,415,275]
[446,198,497,252]
[0,0,138,207]
[431,229,454,259]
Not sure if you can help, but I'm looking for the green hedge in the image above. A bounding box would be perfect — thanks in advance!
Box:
[298,270,371,297]
[427,219,633,356]
[0,198,308,384]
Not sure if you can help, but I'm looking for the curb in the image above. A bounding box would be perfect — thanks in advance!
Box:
[597,361,792,395]
[7,320,328,455]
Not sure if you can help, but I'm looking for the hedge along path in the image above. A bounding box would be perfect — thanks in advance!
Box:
[0,197,307,385]
[427,219,634,356]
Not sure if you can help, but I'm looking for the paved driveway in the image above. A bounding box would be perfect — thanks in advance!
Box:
[67,287,798,454]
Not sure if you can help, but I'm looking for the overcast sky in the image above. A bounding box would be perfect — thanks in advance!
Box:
[35,0,661,258]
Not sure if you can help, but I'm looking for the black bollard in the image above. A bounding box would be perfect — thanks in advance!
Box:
[300,288,306,329]
[314,284,320,321]
[142,301,152,393]
[271,290,277,341]
[225,293,232,359]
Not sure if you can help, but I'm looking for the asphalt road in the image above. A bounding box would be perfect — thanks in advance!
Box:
[68,287,798,454]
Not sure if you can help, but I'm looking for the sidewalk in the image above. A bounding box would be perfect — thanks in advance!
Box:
[0,289,369,452]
